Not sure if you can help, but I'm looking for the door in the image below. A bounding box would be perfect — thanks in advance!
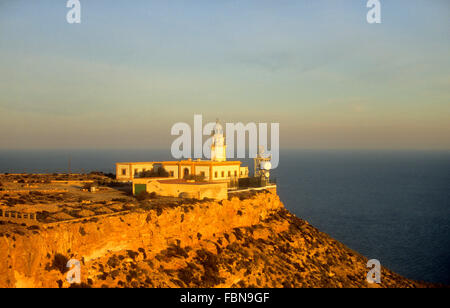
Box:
[134,184,147,196]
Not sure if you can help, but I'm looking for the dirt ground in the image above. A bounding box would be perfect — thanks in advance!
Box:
[0,174,136,224]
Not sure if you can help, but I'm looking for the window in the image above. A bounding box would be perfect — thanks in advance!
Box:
[122,169,126,176]
[228,171,231,177]
[184,168,189,176]
[240,171,243,175]
[200,171,205,177]
[214,171,218,178]
[170,171,174,177]
[234,171,237,177]
[221,171,224,177]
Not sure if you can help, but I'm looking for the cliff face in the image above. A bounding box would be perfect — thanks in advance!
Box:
[0,192,428,288]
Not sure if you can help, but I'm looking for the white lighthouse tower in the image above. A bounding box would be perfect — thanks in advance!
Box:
[210,120,226,162]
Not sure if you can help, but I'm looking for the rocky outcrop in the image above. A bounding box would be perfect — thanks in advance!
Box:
[0,192,431,288]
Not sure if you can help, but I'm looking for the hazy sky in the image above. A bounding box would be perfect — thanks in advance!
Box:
[0,0,449,150]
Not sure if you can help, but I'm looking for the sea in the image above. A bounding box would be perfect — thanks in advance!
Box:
[0,149,449,285]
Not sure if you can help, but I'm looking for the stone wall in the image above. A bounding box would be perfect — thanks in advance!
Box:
[133,179,228,200]
[0,209,38,226]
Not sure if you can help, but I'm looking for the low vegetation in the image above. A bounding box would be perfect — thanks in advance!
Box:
[138,168,170,178]
[136,191,158,201]
[183,174,206,182]
[46,253,69,274]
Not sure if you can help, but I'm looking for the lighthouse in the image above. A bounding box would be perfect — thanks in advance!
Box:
[211,120,227,162]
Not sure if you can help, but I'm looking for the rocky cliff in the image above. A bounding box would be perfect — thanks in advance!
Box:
[0,191,430,288]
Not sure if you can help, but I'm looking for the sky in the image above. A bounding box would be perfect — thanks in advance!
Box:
[0,0,449,150]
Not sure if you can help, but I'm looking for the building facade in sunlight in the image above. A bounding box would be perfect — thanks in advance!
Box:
[116,122,249,182]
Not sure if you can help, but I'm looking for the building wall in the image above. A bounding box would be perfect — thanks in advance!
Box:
[240,166,249,178]
[132,178,228,200]
[131,163,155,178]
[195,165,210,179]
[211,165,240,181]
[163,165,179,179]
[116,163,132,181]
[117,161,247,182]
[179,164,193,178]
[117,163,183,181]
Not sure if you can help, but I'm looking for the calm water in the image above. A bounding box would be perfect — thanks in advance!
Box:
[1,149,449,284]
